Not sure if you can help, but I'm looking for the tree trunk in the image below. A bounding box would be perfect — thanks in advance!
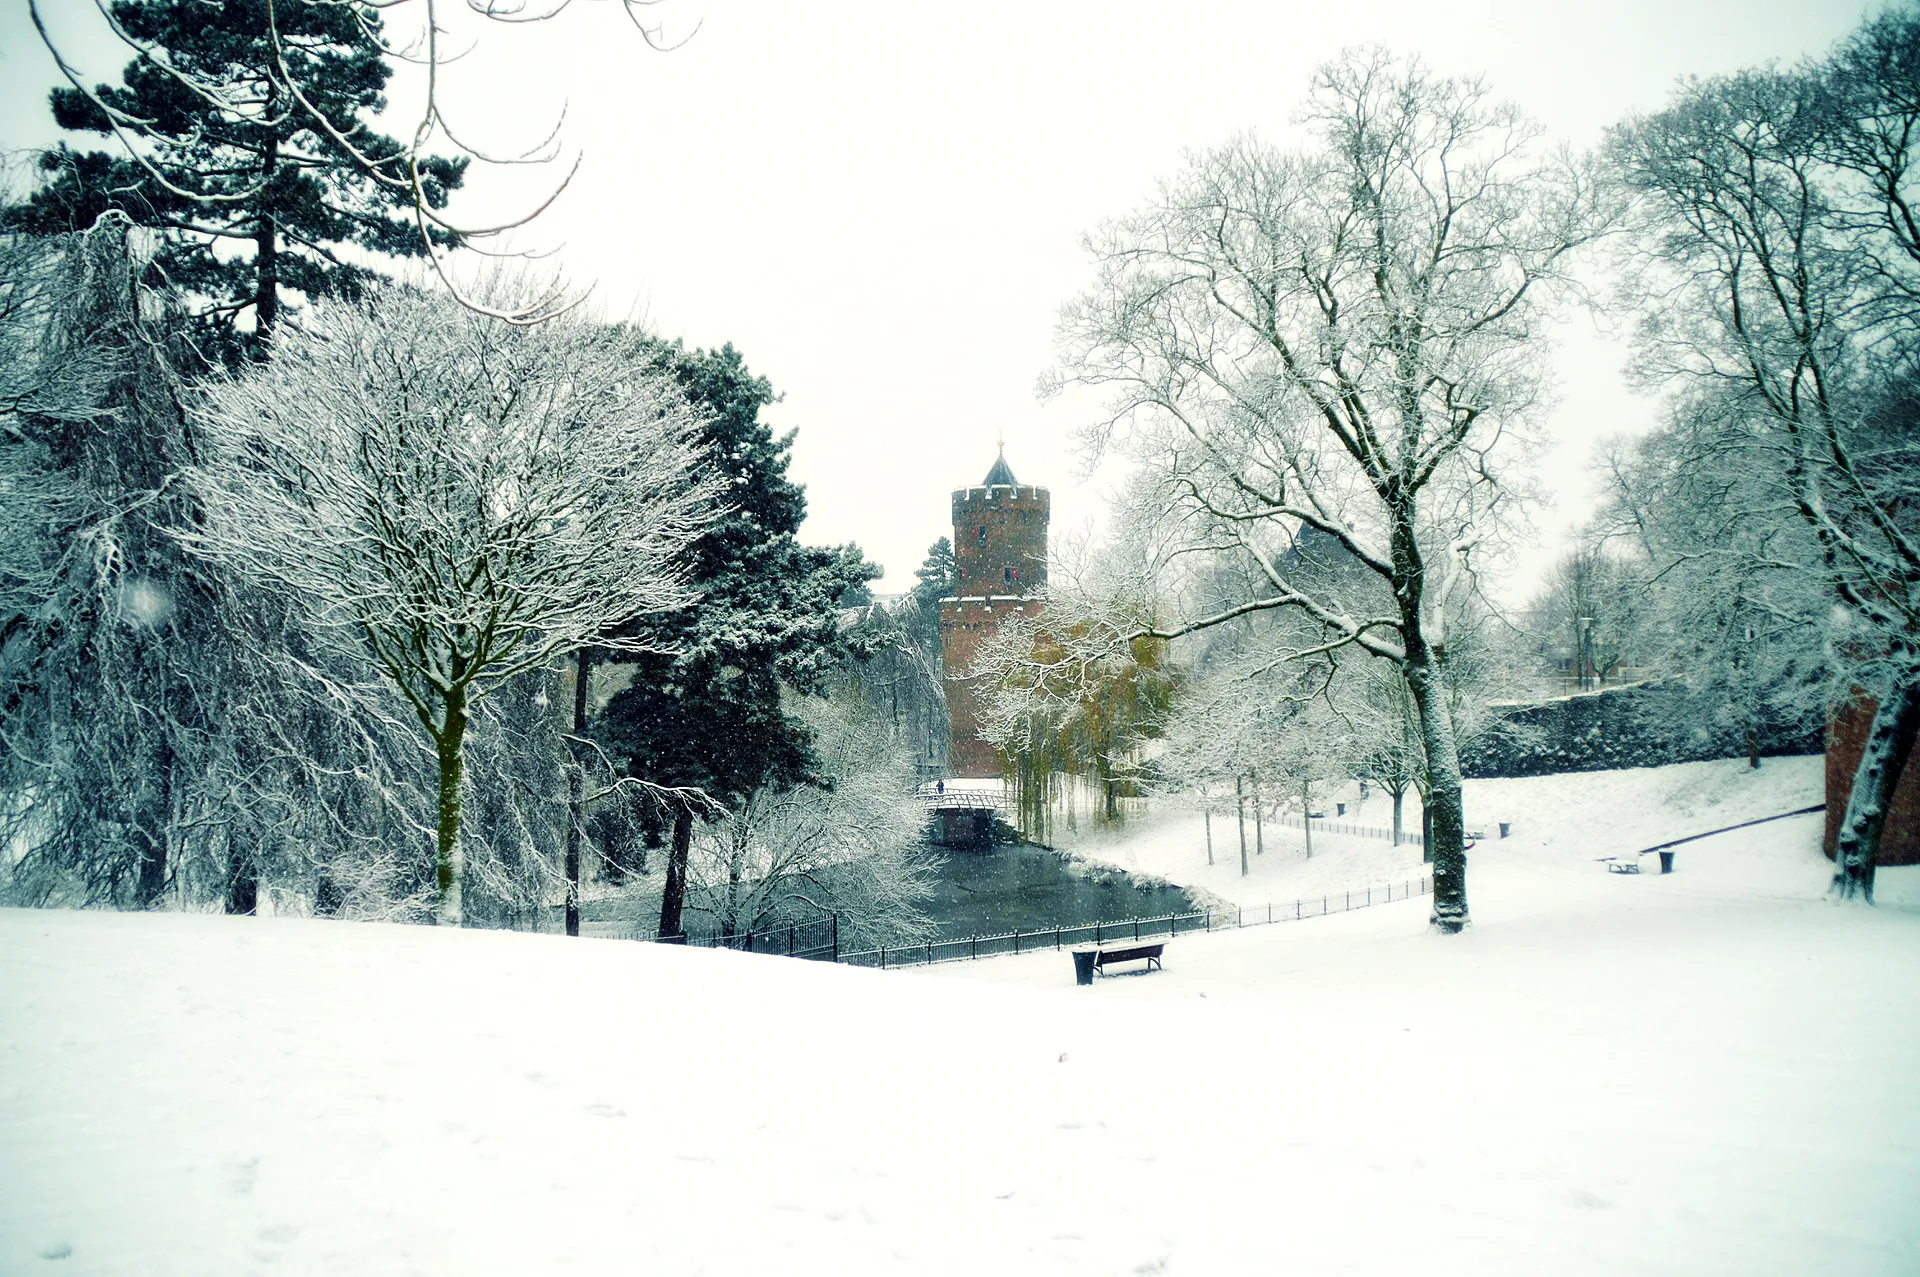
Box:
[1391,785,1404,846]
[1301,778,1312,859]
[225,848,258,915]
[1204,806,1213,866]
[565,648,592,937]
[253,129,280,350]
[658,807,693,939]
[434,685,469,927]
[1406,660,1468,932]
[1746,725,1760,770]
[1831,674,1920,903]
[1235,773,1248,877]
[1251,770,1263,855]
[135,729,171,908]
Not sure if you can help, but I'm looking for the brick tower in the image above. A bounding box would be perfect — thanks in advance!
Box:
[939,450,1049,778]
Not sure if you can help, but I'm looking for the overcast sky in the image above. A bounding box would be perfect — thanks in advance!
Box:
[1,0,1875,597]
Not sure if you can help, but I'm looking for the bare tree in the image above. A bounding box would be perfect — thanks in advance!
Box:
[1048,51,1605,931]
[1609,8,1920,899]
[684,694,936,952]
[185,280,719,924]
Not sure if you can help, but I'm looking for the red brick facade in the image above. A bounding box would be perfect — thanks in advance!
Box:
[939,471,1049,778]
[1824,696,1920,866]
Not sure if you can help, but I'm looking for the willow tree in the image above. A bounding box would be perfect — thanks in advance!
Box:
[973,599,1176,844]
[186,282,718,925]
[1048,50,1604,931]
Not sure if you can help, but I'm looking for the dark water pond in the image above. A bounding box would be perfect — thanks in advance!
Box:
[921,844,1200,939]
[564,842,1200,942]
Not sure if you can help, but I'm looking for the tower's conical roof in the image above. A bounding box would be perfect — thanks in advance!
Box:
[982,450,1017,487]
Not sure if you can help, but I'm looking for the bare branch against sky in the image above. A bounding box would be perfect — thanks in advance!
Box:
[0,0,1872,593]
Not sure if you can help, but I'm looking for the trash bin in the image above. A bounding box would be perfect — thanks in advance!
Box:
[1336,802,1346,816]
[1658,851,1674,874]
[1071,949,1098,986]
[1499,822,1511,839]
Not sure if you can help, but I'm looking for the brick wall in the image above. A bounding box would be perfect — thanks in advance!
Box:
[939,595,1044,777]
[1824,696,1920,866]
[951,485,1049,596]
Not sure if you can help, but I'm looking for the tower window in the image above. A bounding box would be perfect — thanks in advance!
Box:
[1003,566,1012,585]
[977,525,987,548]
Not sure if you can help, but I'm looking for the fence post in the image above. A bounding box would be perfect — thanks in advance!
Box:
[1267,903,1273,923]
[1134,919,1140,940]
[1296,900,1301,920]
[972,936,977,960]
[1013,931,1020,955]
[1237,907,1243,928]
[788,924,795,956]
[1055,927,1061,950]
[1206,909,1212,932]
[880,945,887,969]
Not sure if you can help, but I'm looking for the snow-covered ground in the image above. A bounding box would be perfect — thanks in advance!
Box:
[3,756,1918,1275]
[1054,754,1841,908]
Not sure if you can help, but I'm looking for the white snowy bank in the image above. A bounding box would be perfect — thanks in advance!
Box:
[1053,753,1839,908]
[2,756,1918,1276]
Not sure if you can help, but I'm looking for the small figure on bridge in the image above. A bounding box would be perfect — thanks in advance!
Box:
[936,779,945,795]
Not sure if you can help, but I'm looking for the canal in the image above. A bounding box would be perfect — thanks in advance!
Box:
[920,843,1199,938]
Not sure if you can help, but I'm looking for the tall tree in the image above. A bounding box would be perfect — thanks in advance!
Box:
[1048,50,1605,932]
[1609,5,1920,899]
[10,0,465,359]
[596,341,877,941]
[185,283,718,926]
[0,216,436,918]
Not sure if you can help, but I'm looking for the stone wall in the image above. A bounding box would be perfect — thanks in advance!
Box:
[1459,680,1822,779]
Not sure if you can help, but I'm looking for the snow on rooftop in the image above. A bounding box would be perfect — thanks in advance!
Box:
[2,755,1917,1275]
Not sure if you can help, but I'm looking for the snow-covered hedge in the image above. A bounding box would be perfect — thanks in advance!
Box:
[1460,680,1822,778]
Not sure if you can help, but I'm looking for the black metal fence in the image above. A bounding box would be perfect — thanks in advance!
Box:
[838,874,1433,969]
[595,874,1433,969]
[1264,811,1424,848]
[600,914,842,961]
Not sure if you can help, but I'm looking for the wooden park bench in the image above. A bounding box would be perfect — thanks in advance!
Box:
[1093,941,1166,974]
[1600,853,1642,874]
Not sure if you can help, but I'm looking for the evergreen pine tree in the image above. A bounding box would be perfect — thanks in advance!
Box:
[596,341,877,940]
[8,0,464,360]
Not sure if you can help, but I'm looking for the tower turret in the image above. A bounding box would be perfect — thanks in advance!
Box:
[938,449,1050,778]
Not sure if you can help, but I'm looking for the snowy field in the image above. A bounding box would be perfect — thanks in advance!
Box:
[1053,753,1838,908]
[4,757,1919,1275]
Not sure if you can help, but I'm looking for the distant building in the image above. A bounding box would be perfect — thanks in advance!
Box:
[938,450,1048,778]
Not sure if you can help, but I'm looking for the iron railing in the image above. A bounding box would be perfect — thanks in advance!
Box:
[594,874,1434,969]
[840,874,1433,969]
